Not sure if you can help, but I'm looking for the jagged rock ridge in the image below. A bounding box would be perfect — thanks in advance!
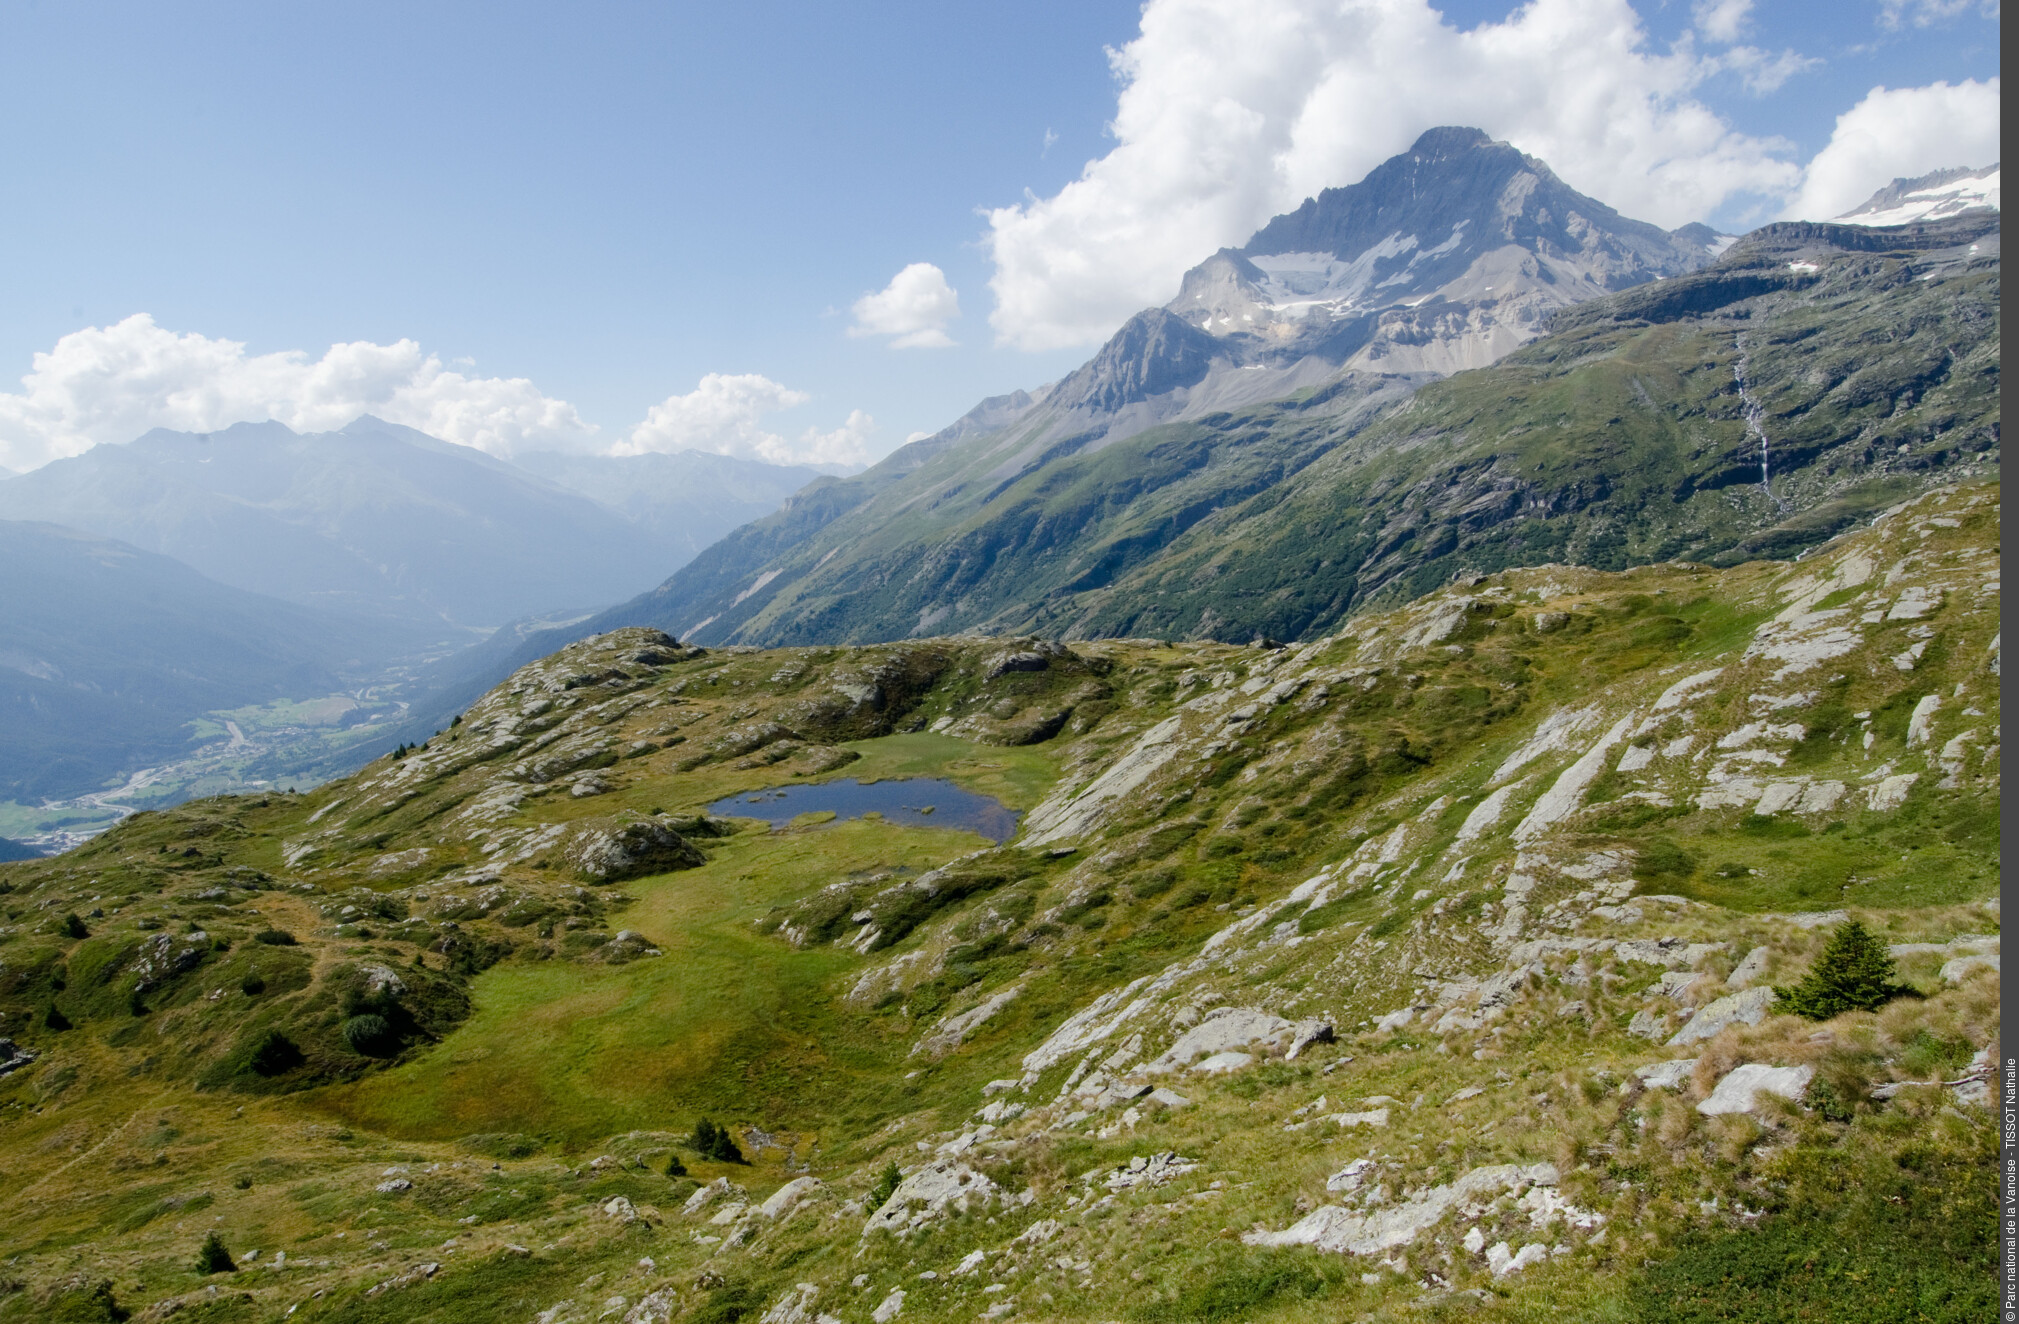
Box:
[1167,125,1721,378]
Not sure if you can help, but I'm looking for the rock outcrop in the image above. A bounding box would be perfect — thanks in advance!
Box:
[564,818,707,883]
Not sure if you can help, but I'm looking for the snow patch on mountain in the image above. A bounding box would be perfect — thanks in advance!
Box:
[1838,165,2000,227]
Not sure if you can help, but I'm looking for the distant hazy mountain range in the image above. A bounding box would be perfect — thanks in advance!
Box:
[0,416,825,632]
[0,520,410,802]
[0,423,825,816]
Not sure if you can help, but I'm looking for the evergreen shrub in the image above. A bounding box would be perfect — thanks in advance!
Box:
[1775,920,1919,1020]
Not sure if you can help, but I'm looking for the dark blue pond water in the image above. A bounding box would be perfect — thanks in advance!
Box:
[708,777,1020,843]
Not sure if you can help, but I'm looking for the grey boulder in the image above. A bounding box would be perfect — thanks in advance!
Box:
[1697,1063,1812,1115]
[1667,986,1777,1045]
[565,818,707,882]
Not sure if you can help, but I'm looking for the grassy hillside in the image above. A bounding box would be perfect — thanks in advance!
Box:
[616,215,1994,651]
[1041,218,1999,642]
[0,483,1997,1323]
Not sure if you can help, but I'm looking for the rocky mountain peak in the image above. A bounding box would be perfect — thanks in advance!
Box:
[1047,308,1222,417]
[1167,126,1721,375]
[1040,129,1724,425]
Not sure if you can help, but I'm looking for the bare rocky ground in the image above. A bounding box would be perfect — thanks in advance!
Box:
[0,483,1997,1323]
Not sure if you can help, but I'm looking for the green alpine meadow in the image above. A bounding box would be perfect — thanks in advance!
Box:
[0,472,1997,1321]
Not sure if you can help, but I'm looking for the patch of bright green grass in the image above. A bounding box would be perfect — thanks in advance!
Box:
[1626,790,1998,912]
[315,819,997,1145]
[1623,1128,1994,1323]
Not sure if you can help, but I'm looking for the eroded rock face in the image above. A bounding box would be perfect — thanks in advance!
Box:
[912,985,1023,1059]
[364,1262,439,1296]
[1634,1059,1698,1091]
[1141,1006,1295,1072]
[1697,1063,1812,1115]
[1486,1241,1549,1277]
[683,1177,746,1215]
[984,650,1050,679]
[1726,947,1771,989]
[622,1289,681,1324]
[1245,1162,1560,1256]
[1667,986,1777,1045]
[861,1161,998,1236]
[1097,1152,1199,1190]
[1941,954,1998,982]
[757,1282,838,1324]
[1021,716,1187,846]
[564,818,707,883]
[356,963,408,998]
[759,1177,824,1219]
[131,931,210,992]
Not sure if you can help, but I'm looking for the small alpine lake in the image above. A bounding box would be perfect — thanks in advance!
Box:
[708,776,1021,843]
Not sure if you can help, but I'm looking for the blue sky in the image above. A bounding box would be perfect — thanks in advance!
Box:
[0,0,1999,473]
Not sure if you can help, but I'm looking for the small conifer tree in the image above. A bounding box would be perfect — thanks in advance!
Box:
[61,912,88,939]
[1774,919,1918,1020]
[247,1029,304,1076]
[688,1117,718,1156]
[665,1151,688,1178]
[865,1160,903,1212]
[195,1230,236,1274]
[688,1118,745,1164]
[342,1013,393,1054]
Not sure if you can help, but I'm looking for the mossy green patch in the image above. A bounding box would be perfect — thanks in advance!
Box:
[316,819,991,1144]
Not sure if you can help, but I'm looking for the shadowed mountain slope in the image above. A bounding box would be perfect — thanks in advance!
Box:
[579,211,1996,650]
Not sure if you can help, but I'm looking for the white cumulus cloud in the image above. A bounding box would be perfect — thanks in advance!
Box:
[849,263,961,348]
[1782,78,2001,220]
[982,0,1810,351]
[1693,0,1753,42]
[1879,0,1997,28]
[796,408,878,468]
[617,372,876,468]
[0,314,595,471]
[0,316,881,473]
[1706,45,1820,96]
